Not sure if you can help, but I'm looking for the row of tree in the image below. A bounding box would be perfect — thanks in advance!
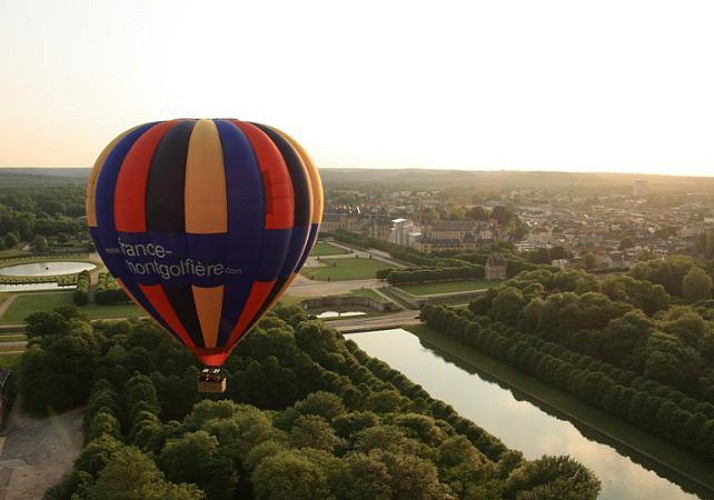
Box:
[73,271,91,306]
[421,303,714,461]
[383,264,485,286]
[470,265,714,402]
[21,306,600,499]
[332,230,433,266]
[95,273,130,305]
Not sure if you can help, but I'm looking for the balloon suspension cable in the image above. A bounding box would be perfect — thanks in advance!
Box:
[197,366,227,394]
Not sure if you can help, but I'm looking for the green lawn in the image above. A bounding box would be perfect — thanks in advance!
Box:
[349,288,390,304]
[310,241,350,257]
[399,279,499,296]
[0,352,22,370]
[301,258,392,281]
[0,291,146,324]
[0,334,26,342]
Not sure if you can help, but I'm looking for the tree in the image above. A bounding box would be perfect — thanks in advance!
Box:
[87,446,205,500]
[253,450,330,500]
[24,311,69,339]
[289,415,344,452]
[4,232,19,249]
[490,287,526,325]
[34,235,48,253]
[582,252,597,270]
[504,455,600,499]
[682,267,712,301]
[331,452,392,500]
[159,431,237,500]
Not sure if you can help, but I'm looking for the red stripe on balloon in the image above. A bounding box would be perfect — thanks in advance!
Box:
[226,280,276,346]
[114,120,181,232]
[229,120,294,230]
[138,284,197,349]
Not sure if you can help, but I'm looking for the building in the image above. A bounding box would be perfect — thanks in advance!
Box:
[320,212,352,234]
[416,220,496,251]
[367,215,393,242]
[633,179,648,198]
[391,218,415,246]
[485,253,508,280]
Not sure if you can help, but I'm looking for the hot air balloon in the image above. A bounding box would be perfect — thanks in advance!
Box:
[86,119,323,392]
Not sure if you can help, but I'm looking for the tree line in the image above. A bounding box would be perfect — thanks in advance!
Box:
[420,265,714,461]
[18,306,600,499]
[0,185,86,249]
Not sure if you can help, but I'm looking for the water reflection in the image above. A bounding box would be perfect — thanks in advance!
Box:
[348,328,704,500]
[315,311,367,319]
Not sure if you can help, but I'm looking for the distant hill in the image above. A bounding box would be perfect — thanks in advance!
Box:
[2,166,714,193]
[0,168,90,187]
[319,168,714,192]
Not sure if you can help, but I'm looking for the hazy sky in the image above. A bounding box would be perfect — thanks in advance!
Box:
[2,0,714,175]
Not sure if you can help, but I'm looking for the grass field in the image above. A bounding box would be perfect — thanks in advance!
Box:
[0,291,145,324]
[0,334,26,342]
[349,288,390,304]
[310,241,350,257]
[301,258,392,281]
[407,324,714,492]
[398,279,499,296]
[0,352,22,370]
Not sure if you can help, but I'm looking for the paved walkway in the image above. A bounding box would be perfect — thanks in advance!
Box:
[0,298,17,322]
[0,400,84,499]
[330,310,421,333]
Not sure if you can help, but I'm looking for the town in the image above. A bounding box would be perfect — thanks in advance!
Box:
[320,172,714,270]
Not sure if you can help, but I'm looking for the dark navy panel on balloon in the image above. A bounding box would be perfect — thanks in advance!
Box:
[279,225,309,278]
[253,229,292,281]
[163,285,204,348]
[296,223,320,270]
[215,119,265,334]
[146,121,195,234]
[216,119,265,273]
[185,233,228,288]
[216,275,255,345]
[114,232,189,287]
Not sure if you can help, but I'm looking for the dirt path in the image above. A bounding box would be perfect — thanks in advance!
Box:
[0,297,17,322]
[0,401,84,499]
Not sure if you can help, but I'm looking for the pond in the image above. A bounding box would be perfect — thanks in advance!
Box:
[315,311,367,319]
[0,282,76,292]
[0,261,95,277]
[348,328,706,500]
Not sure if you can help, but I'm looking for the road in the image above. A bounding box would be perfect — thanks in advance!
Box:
[329,310,421,333]
[287,275,385,298]
[0,399,84,499]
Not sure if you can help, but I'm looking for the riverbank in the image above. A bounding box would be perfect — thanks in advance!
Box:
[406,324,714,498]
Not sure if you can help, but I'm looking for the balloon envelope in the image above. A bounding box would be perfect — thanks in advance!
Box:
[87,119,323,366]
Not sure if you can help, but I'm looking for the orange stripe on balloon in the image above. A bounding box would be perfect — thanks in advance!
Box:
[185,119,227,234]
[138,284,197,349]
[192,285,223,348]
[264,273,298,312]
[86,127,138,228]
[114,120,180,232]
[226,280,275,346]
[229,120,294,230]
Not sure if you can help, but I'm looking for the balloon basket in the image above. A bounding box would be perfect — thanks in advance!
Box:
[198,368,226,393]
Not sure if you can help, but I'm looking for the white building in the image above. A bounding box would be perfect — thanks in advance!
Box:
[391,218,415,247]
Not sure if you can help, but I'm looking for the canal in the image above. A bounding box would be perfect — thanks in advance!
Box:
[348,328,709,500]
